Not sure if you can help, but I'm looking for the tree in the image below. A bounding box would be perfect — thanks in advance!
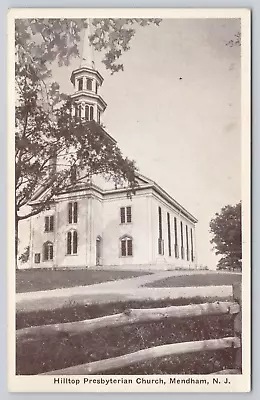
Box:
[15,18,161,263]
[209,202,242,271]
[226,32,241,47]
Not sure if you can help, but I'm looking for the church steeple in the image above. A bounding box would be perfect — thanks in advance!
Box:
[70,19,107,124]
[80,20,95,69]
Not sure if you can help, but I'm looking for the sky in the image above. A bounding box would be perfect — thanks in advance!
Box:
[22,18,242,269]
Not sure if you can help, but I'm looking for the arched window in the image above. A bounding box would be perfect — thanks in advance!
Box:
[97,109,101,124]
[78,78,83,91]
[85,105,89,120]
[120,236,133,257]
[67,230,78,255]
[87,79,93,91]
[43,241,53,261]
[85,104,94,121]
[90,105,94,120]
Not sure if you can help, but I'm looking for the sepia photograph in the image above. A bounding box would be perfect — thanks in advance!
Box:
[8,8,250,392]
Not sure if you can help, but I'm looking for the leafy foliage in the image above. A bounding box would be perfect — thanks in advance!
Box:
[18,246,30,264]
[15,18,162,222]
[15,19,160,225]
[209,202,242,271]
[15,18,164,261]
[226,32,241,47]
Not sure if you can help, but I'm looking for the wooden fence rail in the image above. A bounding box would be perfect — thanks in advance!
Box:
[17,283,242,375]
[17,301,240,343]
[42,337,240,375]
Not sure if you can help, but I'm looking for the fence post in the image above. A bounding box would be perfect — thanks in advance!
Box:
[233,283,242,373]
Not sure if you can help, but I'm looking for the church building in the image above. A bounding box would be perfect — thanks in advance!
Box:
[27,26,198,270]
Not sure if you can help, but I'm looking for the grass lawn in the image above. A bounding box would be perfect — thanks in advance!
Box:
[16,269,150,293]
[16,297,236,375]
[144,273,241,288]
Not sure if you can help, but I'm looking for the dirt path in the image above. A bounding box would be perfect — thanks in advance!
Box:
[16,270,234,312]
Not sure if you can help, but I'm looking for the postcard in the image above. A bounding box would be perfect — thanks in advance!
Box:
[8,7,251,392]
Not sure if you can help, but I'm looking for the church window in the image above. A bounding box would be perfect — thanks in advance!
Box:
[87,79,93,91]
[85,104,94,121]
[85,105,89,120]
[158,238,164,255]
[167,212,172,257]
[120,206,132,224]
[67,230,78,255]
[95,82,99,94]
[190,228,194,262]
[45,216,54,232]
[97,109,101,124]
[158,206,162,239]
[43,242,53,261]
[174,217,179,258]
[78,78,83,91]
[68,202,78,224]
[120,236,133,257]
[186,224,189,261]
[90,105,94,120]
[70,165,77,184]
[180,221,184,260]
[34,253,40,264]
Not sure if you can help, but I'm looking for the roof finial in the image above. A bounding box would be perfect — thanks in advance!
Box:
[80,18,95,69]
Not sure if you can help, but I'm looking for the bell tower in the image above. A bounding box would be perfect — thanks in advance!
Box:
[70,19,107,124]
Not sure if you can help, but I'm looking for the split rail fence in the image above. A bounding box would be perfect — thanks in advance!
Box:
[16,283,242,375]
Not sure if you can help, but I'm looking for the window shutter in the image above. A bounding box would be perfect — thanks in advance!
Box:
[120,207,125,224]
[67,232,72,254]
[73,231,78,254]
[45,217,49,232]
[121,240,126,257]
[127,239,133,256]
[68,203,72,224]
[73,202,78,223]
[49,244,54,260]
[50,216,54,232]
[126,206,132,223]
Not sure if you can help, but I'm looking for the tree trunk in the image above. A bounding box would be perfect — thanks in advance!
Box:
[15,215,19,270]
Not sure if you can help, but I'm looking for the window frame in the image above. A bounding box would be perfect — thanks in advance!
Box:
[44,215,54,232]
[120,206,132,225]
[34,253,41,264]
[66,229,78,255]
[120,235,133,257]
[78,78,83,91]
[43,241,54,261]
[87,78,93,91]
[68,202,78,224]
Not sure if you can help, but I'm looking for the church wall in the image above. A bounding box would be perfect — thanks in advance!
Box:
[150,194,197,268]
[88,196,104,266]
[56,195,89,268]
[29,205,56,269]
[101,193,151,266]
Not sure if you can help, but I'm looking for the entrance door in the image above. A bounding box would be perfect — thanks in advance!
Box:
[96,236,102,266]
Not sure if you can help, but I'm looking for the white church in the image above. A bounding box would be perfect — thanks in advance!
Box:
[27,27,198,270]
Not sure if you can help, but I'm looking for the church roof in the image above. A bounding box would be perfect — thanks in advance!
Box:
[31,171,197,224]
[135,173,198,223]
